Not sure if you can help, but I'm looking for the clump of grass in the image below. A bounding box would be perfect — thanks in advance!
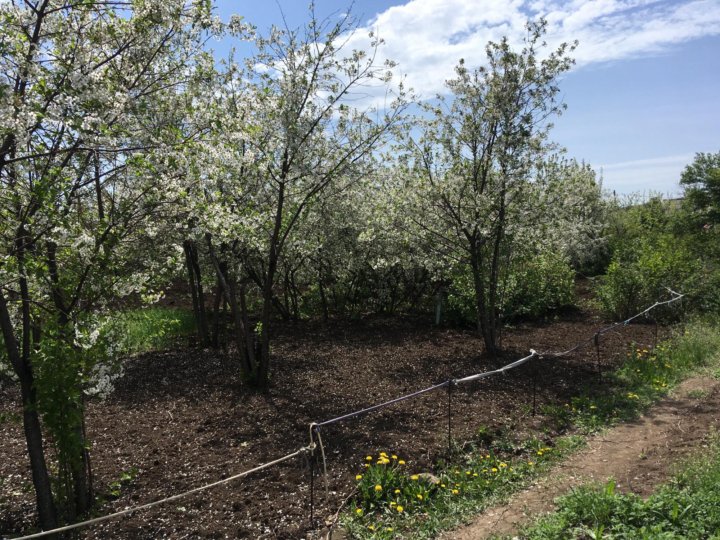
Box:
[518,432,720,539]
[108,307,195,356]
[343,438,582,539]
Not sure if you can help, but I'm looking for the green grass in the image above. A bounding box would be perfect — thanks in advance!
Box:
[341,321,720,539]
[516,432,720,539]
[342,436,585,540]
[107,306,195,356]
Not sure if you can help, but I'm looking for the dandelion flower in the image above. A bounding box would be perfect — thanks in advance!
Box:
[355,508,363,516]
[392,455,398,460]
[390,501,396,507]
[452,489,459,495]
[366,456,373,461]
[368,524,375,531]
[374,484,382,492]
[398,460,406,465]
[394,489,401,494]
[380,452,388,457]
[396,505,404,513]
[417,494,423,500]
[356,474,363,481]
[499,462,507,468]
[491,467,498,473]
[410,475,419,481]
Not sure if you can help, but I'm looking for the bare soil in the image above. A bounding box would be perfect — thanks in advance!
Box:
[444,375,720,540]
[0,308,672,539]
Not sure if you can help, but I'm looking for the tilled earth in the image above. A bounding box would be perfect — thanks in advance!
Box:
[0,309,666,539]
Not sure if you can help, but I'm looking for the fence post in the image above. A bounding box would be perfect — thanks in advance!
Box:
[594,332,602,376]
[309,442,315,528]
[532,355,539,416]
[447,381,452,455]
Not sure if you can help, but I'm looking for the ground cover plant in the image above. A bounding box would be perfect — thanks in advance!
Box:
[516,431,720,539]
[340,320,720,539]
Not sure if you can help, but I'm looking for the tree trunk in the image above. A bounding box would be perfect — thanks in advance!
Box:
[471,248,498,357]
[318,270,329,322]
[0,290,58,532]
[211,277,224,347]
[206,235,254,377]
[183,239,210,345]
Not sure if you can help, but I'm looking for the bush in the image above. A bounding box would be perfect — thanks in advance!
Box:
[596,235,700,320]
[447,252,575,325]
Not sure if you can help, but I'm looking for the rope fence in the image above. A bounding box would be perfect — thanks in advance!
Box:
[10,290,685,539]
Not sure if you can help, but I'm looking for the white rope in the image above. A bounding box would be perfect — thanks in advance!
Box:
[12,446,311,540]
[454,350,537,385]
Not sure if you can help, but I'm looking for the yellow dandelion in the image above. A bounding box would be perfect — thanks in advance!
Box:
[440,483,446,488]
[386,528,394,532]
[398,460,406,465]
[417,494,423,500]
[374,484,382,492]
[394,489,401,494]
[368,524,375,531]
[356,508,363,515]
[537,451,544,456]
[392,455,398,460]
[528,461,535,466]
[410,475,419,481]
[473,473,478,477]
[380,452,388,457]
[390,501,396,507]
[452,489,459,495]
[499,462,507,468]
[366,456,373,461]
[396,505,404,513]
[491,467,498,473]
[356,474,363,481]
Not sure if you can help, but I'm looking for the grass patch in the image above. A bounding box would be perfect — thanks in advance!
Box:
[107,307,195,356]
[341,322,720,539]
[541,321,720,435]
[342,437,584,540]
[516,432,720,539]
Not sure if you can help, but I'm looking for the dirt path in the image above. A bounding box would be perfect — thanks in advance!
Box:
[443,375,720,540]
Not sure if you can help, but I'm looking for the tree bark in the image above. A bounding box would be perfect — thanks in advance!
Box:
[0,290,58,532]
[206,234,254,377]
[184,239,210,345]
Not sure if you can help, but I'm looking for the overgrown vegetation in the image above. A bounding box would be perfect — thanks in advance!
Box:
[341,321,720,538]
[107,307,196,357]
[517,432,720,539]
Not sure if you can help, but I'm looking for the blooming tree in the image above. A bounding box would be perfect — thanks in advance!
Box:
[0,0,213,526]
[190,9,409,388]
[404,21,576,353]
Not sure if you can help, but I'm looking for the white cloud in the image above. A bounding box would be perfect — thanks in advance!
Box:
[596,153,693,195]
[339,0,720,101]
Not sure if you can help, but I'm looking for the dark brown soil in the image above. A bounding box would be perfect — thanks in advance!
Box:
[0,309,667,539]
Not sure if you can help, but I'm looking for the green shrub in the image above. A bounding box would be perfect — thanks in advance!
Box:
[447,252,575,325]
[596,235,700,320]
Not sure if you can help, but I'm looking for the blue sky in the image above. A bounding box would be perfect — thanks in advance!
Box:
[211,0,720,196]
